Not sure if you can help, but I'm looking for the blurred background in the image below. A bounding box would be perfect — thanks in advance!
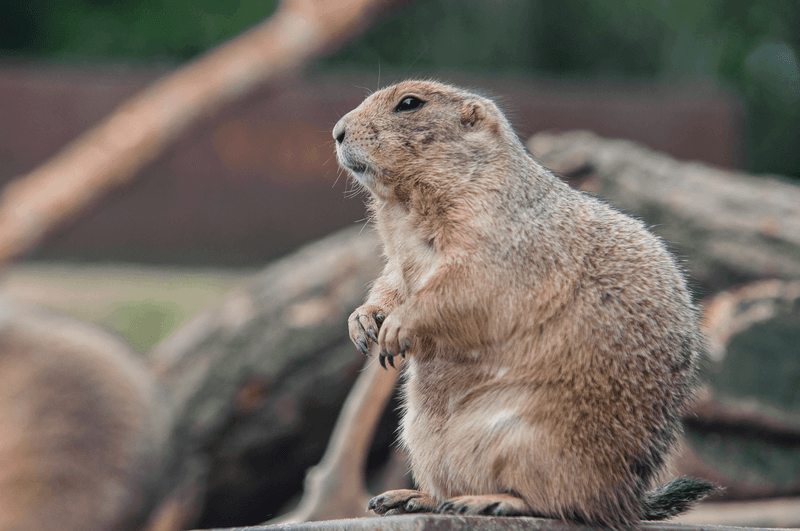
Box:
[2,0,798,341]
[0,0,799,528]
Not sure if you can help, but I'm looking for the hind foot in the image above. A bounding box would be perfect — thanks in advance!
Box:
[438,493,532,516]
[368,489,437,516]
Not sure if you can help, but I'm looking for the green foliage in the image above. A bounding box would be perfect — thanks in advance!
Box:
[0,0,279,61]
[2,264,250,353]
[104,299,182,352]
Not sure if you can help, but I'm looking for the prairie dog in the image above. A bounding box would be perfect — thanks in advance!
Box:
[0,300,166,531]
[333,80,715,527]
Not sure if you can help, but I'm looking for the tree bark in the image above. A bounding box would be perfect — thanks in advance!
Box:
[676,280,800,500]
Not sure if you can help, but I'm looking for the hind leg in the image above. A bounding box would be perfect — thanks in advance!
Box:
[368,489,438,515]
[437,493,533,516]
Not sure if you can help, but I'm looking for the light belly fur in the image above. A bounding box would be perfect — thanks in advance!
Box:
[400,357,544,500]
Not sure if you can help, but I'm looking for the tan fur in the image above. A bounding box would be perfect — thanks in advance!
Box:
[0,300,167,531]
[335,81,706,528]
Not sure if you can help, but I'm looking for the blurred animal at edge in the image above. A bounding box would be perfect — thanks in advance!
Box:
[0,300,169,531]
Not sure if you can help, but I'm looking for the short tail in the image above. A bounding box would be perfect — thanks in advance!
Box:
[643,477,719,520]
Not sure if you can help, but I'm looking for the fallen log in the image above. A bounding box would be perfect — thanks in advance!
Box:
[527,131,800,294]
[676,280,800,500]
[674,495,800,528]
[207,513,793,531]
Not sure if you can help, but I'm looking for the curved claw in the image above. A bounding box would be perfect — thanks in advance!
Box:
[367,498,379,512]
[404,499,421,512]
[487,502,502,516]
[367,329,379,343]
[379,350,396,370]
[375,314,385,326]
[399,338,411,357]
[356,338,369,355]
[437,501,455,513]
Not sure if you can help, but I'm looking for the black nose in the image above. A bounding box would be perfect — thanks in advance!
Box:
[333,121,346,144]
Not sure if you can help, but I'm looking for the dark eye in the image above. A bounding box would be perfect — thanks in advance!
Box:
[394,96,426,113]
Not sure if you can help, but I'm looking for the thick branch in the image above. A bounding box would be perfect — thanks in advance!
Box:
[0,0,405,266]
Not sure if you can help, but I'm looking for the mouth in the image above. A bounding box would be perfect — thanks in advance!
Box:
[348,161,368,174]
[346,162,375,189]
[337,150,372,182]
[336,144,379,191]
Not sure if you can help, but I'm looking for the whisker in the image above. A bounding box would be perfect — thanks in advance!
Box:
[353,85,373,97]
[332,167,343,188]
[403,43,429,78]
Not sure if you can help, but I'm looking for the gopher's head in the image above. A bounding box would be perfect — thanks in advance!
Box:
[333,80,513,203]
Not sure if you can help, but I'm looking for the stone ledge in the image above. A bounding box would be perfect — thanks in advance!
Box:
[207,514,792,531]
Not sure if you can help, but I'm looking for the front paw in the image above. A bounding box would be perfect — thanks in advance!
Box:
[348,305,386,355]
[377,310,414,369]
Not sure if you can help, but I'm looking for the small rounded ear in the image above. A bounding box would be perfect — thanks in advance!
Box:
[460,100,486,127]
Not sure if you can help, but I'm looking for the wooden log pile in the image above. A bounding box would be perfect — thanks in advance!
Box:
[527,130,800,293]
